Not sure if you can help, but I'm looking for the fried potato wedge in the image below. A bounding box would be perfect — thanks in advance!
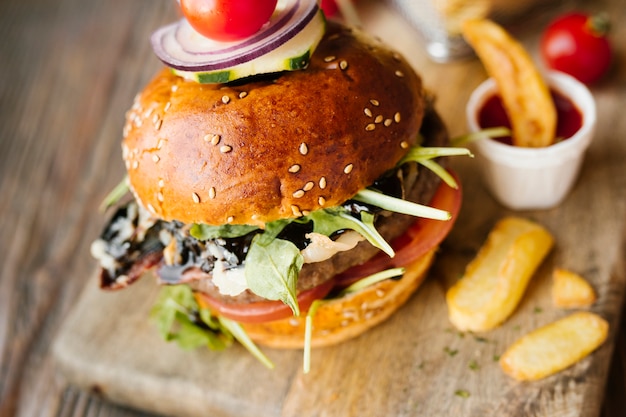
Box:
[500,311,608,381]
[552,268,597,308]
[463,19,557,147]
[446,217,554,332]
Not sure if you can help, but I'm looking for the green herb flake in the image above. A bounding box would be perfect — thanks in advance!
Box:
[534,306,543,314]
[455,390,471,399]
[444,347,459,357]
[468,360,479,370]
[493,354,501,362]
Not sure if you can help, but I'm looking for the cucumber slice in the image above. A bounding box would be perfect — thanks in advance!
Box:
[173,10,326,84]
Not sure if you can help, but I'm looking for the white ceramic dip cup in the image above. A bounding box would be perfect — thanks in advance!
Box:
[466,71,596,210]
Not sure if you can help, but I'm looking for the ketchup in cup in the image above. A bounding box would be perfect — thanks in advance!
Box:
[466,71,596,210]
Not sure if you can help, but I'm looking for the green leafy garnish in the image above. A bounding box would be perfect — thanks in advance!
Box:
[151,285,274,368]
[190,223,259,240]
[151,285,232,351]
[245,236,303,317]
[99,176,130,212]
[354,189,451,220]
[455,389,471,398]
[450,126,512,147]
[398,146,473,189]
[303,267,405,373]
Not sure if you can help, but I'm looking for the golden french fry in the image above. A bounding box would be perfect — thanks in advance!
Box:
[500,311,608,381]
[552,268,597,308]
[446,217,554,332]
[463,18,557,147]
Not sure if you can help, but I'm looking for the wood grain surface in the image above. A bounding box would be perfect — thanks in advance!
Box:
[1,0,626,416]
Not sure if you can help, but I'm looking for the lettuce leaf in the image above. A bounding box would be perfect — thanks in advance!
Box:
[190,223,259,240]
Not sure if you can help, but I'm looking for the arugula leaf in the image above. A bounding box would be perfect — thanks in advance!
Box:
[150,285,274,367]
[218,316,274,369]
[303,267,405,373]
[99,176,130,212]
[190,223,259,240]
[244,236,303,316]
[307,208,395,257]
[451,126,511,147]
[398,146,473,189]
[354,189,451,220]
[150,285,232,350]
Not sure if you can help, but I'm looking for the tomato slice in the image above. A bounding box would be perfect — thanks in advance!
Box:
[198,278,335,324]
[199,173,462,323]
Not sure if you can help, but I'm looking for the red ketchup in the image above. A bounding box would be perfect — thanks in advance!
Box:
[478,90,583,146]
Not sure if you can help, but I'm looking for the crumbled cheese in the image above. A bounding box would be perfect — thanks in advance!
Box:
[212,261,248,296]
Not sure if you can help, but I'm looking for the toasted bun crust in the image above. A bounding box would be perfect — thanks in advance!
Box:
[241,248,436,349]
[122,22,425,227]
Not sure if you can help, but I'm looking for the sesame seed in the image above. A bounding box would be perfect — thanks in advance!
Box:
[288,164,301,173]
[147,203,156,214]
[238,91,248,99]
[393,53,401,62]
[384,119,392,126]
[171,85,179,92]
[394,112,401,123]
[299,142,308,155]
[164,102,171,112]
[157,139,164,149]
[209,187,216,199]
[220,145,232,153]
[302,210,310,216]
[375,115,383,123]
[344,164,354,174]
[152,114,159,124]
[221,95,230,104]
[319,177,327,189]
[291,205,302,216]
[370,99,380,106]
[365,123,375,131]
[192,192,201,203]
[293,190,305,198]
[152,154,160,163]
[157,192,164,202]
[124,160,130,169]
[303,181,314,191]
[318,196,326,206]
[324,55,336,62]
[158,179,165,188]
[132,160,139,170]
[395,70,404,77]
[122,145,129,158]
[227,216,234,223]
[364,108,373,117]
[204,134,220,145]
[400,141,409,149]
[339,60,348,70]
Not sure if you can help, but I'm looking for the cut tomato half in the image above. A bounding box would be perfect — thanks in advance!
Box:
[198,172,462,323]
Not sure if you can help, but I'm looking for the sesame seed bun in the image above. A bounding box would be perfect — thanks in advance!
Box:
[238,248,436,349]
[122,22,426,227]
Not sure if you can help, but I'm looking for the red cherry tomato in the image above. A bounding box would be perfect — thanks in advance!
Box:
[540,12,612,84]
[320,0,339,17]
[197,175,462,323]
[180,0,278,42]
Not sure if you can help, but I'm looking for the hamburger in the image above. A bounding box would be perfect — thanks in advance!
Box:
[91,4,463,365]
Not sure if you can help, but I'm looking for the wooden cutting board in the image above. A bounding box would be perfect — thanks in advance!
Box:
[52,3,626,416]
[52,152,626,417]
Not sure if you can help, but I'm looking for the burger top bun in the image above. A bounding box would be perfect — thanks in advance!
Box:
[122,22,426,227]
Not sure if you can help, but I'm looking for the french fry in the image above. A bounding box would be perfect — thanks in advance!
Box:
[462,18,557,147]
[500,311,608,381]
[446,217,554,332]
[552,268,597,308]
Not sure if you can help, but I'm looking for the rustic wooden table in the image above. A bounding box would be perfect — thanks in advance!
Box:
[1,0,625,416]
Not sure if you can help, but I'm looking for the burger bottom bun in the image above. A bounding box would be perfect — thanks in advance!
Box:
[241,248,437,349]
